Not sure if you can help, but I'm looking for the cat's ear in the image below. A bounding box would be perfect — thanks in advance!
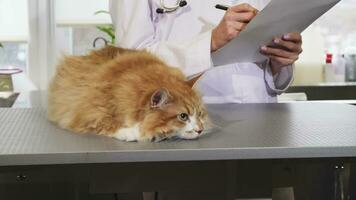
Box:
[187,73,203,88]
[151,88,170,108]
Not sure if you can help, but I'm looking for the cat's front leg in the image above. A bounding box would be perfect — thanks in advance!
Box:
[112,124,141,142]
[150,132,172,142]
[142,127,175,142]
[112,125,173,142]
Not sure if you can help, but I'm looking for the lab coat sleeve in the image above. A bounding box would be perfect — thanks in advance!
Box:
[109,0,213,77]
[263,60,294,95]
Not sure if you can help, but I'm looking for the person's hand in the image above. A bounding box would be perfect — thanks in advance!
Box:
[260,32,303,75]
[211,4,258,52]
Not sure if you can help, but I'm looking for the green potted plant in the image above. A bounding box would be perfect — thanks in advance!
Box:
[0,43,3,48]
[93,10,116,46]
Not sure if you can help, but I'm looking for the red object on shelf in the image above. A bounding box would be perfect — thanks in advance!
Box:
[326,53,333,64]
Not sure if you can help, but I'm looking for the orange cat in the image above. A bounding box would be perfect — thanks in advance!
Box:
[48,46,209,142]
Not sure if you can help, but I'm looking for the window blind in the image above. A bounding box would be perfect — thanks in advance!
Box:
[55,0,111,26]
[0,0,29,42]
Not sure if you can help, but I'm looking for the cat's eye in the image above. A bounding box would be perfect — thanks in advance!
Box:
[178,113,189,121]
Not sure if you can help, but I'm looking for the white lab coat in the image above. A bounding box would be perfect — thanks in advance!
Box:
[110,0,293,104]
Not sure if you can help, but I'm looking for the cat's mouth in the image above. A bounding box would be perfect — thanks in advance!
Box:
[151,129,206,142]
[176,129,205,140]
[185,130,203,135]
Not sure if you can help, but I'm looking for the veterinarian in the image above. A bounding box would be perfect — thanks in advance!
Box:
[110,0,303,104]
[109,1,303,199]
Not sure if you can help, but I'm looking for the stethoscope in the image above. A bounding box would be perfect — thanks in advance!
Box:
[156,0,188,14]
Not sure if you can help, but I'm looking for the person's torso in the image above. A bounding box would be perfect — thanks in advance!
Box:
[150,0,275,104]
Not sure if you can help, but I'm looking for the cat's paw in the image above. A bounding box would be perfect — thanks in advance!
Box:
[149,132,173,142]
[112,134,138,142]
[150,135,168,142]
[112,124,141,142]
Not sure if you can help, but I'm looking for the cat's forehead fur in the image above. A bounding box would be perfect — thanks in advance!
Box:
[160,85,204,114]
[161,100,204,116]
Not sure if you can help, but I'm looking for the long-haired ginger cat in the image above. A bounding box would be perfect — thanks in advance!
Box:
[48,46,208,142]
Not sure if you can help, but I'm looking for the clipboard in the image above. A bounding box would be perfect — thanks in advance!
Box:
[211,0,341,66]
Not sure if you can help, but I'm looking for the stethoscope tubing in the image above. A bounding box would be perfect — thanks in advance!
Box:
[159,0,185,13]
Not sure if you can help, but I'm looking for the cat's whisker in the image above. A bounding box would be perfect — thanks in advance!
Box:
[205,121,223,130]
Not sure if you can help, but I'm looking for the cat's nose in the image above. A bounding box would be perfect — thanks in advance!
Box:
[195,129,203,134]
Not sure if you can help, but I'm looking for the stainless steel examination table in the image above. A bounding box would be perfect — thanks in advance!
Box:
[1,97,356,200]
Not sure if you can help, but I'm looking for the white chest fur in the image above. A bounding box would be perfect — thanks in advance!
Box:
[113,123,141,142]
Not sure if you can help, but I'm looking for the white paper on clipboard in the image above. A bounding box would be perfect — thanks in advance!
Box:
[211,0,341,66]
